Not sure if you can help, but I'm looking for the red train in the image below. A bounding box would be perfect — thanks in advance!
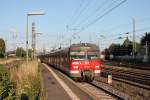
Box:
[40,43,102,82]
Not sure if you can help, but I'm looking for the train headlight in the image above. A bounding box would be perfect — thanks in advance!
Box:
[73,66,79,69]
[95,66,99,68]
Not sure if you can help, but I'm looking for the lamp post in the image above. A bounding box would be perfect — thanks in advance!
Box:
[132,18,136,58]
[26,11,44,64]
[98,35,105,59]
[99,35,105,49]
[5,39,7,61]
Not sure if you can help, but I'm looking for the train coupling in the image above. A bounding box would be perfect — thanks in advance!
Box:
[81,70,94,82]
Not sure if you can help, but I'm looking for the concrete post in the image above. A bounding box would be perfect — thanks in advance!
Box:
[108,74,112,84]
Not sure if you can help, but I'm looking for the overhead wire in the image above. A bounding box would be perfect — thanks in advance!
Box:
[106,24,150,38]
[64,0,90,46]
[102,26,150,41]
[62,0,127,46]
[75,0,110,29]
[68,0,91,30]
[71,0,102,27]
[69,0,124,42]
[77,0,127,33]
[99,17,150,34]
[67,0,84,28]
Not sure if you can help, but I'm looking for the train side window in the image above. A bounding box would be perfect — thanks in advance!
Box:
[55,57,56,64]
[49,58,50,63]
[65,54,67,62]
[65,56,67,62]
[63,56,65,63]
[61,56,64,63]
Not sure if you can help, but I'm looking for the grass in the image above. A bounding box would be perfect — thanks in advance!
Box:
[0,58,19,65]
[10,60,41,100]
[0,65,16,100]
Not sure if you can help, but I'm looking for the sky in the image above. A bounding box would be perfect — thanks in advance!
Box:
[0,0,150,52]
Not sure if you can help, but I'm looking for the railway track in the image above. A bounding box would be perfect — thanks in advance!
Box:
[51,64,120,100]
[90,80,133,100]
[76,82,118,100]
[104,61,150,70]
[46,64,150,99]
[101,67,150,90]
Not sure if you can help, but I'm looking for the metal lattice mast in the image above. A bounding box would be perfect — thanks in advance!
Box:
[32,22,36,59]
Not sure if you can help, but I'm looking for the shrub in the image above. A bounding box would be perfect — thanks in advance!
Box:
[0,65,15,100]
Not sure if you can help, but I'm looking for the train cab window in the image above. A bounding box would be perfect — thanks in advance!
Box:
[88,55,99,60]
[71,55,85,60]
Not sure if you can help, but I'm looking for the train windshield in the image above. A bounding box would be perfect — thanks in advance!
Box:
[71,55,99,60]
[87,55,99,60]
[71,55,85,60]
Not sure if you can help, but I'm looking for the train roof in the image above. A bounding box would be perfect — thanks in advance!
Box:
[45,43,99,56]
[70,43,99,51]
[70,43,98,48]
[49,47,69,55]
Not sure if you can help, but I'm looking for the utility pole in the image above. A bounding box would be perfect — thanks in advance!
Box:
[32,22,42,59]
[70,39,72,47]
[98,38,101,59]
[43,44,46,54]
[32,22,36,59]
[89,33,92,43]
[5,39,7,60]
[26,15,29,64]
[146,40,148,58]
[10,28,17,54]
[132,18,136,58]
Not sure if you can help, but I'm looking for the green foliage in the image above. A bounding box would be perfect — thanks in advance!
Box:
[23,75,40,100]
[0,38,6,58]
[0,65,15,100]
[135,42,140,55]
[16,47,26,57]
[105,37,140,58]
[28,49,32,58]
[108,43,122,56]
[15,48,32,58]
[141,32,150,45]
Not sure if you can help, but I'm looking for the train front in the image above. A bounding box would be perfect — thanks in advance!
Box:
[69,43,102,82]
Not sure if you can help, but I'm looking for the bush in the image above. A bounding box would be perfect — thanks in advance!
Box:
[0,65,16,99]
[0,38,6,58]
[16,48,26,57]
[9,60,40,99]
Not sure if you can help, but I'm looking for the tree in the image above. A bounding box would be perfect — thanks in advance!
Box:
[16,47,26,57]
[109,43,121,56]
[141,32,150,56]
[0,38,6,58]
[104,48,110,60]
[105,35,141,59]
[122,37,132,55]
[141,32,150,45]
